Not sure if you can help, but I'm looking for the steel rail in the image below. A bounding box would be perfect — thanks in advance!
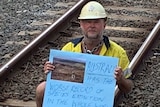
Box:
[0,0,159,106]
[129,20,160,73]
[0,0,90,80]
[114,20,160,107]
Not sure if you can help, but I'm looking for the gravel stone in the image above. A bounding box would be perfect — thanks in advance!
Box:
[0,0,159,106]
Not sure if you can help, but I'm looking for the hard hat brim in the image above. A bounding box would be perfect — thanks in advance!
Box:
[78,16,107,20]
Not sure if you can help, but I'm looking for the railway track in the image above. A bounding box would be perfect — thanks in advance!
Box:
[0,0,160,106]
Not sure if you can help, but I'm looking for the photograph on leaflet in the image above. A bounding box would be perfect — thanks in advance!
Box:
[51,57,85,83]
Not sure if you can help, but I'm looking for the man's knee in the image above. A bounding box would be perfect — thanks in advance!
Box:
[36,81,46,97]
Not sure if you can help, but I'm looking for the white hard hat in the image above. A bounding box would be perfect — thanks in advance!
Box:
[78,1,107,19]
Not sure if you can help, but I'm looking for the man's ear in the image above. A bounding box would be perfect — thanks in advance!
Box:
[104,23,106,29]
[104,23,106,27]
[103,18,107,28]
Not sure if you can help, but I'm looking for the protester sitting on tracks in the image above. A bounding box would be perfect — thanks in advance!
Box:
[35,1,134,107]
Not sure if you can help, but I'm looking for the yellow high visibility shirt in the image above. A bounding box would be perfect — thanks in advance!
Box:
[61,36,131,78]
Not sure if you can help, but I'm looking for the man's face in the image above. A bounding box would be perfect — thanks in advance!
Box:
[80,19,106,39]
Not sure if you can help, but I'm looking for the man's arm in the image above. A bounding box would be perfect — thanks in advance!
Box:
[117,76,133,93]
[114,67,134,93]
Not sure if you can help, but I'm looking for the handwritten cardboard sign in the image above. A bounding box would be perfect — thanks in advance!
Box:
[43,49,119,107]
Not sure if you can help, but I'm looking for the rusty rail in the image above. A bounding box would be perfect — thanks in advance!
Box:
[129,20,160,74]
[114,19,160,107]
[0,0,159,106]
[0,0,90,80]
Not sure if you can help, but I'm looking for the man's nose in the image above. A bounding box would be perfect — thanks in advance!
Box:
[89,22,96,27]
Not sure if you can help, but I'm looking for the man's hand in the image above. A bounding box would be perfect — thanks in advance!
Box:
[114,67,123,81]
[43,61,55,74]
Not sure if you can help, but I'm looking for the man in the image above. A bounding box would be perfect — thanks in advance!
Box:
[36,1,133,107]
